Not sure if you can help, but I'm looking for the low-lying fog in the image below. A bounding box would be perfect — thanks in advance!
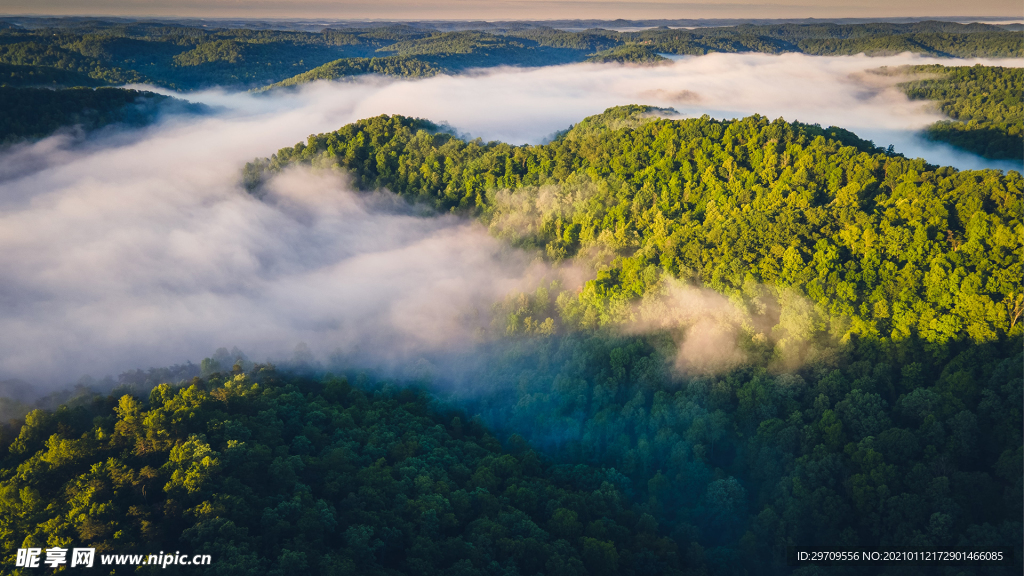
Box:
[0,52,1019,389]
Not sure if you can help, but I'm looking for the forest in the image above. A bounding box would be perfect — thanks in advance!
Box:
[250,106,1022,347]
[0,12,1020,575]
[628,21,1024,58]
[585,44,667,64]
[0,367,692,575]
[2,105,1020,574]
[0,62,102,88]
[260,56,442,91]
[891,64,1023,162]
[247,106,1024,571]
[0,19,1019,90]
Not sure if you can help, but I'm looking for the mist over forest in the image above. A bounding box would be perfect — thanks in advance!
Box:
[0,14,1021,576]
[0,51,1019,388]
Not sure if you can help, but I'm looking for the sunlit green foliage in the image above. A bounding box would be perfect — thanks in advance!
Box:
[0,37,143,85]
[172,39,245,66]
[0,18,1020,571]
[379,31,528,57]
[585,44,666,64]
[1,102,1021,573]
[261,56,442,91]
[256,106,1023,346]
[373,30,584,69]
[0,24,377,89]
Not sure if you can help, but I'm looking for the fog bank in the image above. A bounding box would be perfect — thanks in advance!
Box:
[0,52,1018,387]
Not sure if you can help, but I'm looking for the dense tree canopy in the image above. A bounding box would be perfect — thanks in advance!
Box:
[0,62,102,88]
[0,367,694,575]
[460,330,1022,575]
[253,106,1023,347]
[237,107,1024,573]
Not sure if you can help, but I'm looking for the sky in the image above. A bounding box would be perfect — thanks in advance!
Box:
[0,52,1019,389]
[0,0,1020,20]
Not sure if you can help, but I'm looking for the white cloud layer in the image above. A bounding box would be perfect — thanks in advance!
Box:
[0,53,1019,387]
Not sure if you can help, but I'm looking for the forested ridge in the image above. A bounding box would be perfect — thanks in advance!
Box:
[0,367,697,575]
[259,56,442,91]
[625,21,1023,58]
[0,19,1018,91]
[248,107,1022,572]
[584,44,667,64]
[890,64,1023,162]
[252,107,1022,346]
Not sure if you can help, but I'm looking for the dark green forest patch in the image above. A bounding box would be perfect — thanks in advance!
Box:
[0,367,693,575]
[886,64,1023,162]
[0,86,205,144]
[0,62,103,88]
